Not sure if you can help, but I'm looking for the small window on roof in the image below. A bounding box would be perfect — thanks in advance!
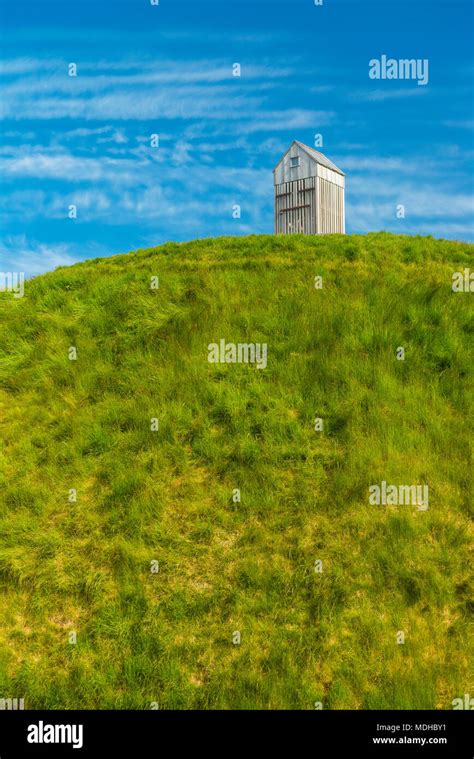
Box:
[290,156,300,168]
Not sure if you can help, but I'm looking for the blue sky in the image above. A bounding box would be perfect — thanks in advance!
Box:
[1,0,473,277]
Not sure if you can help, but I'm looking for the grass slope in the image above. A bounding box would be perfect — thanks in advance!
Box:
[0,232,472,710]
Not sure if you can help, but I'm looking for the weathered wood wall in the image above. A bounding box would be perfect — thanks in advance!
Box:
[274,173,344,234]
[274,177,317,234]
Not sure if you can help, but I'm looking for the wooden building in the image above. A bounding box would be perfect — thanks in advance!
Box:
[273,141,345,235]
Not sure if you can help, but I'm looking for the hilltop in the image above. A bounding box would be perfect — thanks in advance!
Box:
[0,232,472,709]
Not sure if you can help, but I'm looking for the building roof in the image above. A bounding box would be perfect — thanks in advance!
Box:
[273,140,345,176]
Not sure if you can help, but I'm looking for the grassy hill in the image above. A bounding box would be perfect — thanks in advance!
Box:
[0,232,472,710]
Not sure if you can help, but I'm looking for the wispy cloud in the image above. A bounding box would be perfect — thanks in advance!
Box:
[351,88,429,102]
[443,119,474,130]
[0,56,333,129]
[0,235,81,277]
[0,149,143,182]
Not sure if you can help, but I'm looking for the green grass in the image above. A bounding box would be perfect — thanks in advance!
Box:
[0,232,472,710]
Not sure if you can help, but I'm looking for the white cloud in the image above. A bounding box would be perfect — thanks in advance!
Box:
[237,110,334,134]
[0,90,267,122]
[351,88,429,102]
[0,149,143,182]
[0,236,80,278]
[0,57,61,75]
[0,56,326,127]
[443,120,474,130]
[346,183,474,238]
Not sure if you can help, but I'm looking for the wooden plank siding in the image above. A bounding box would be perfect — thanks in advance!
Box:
[318,177,345,234]
[274,176,344,234]
[274,177,317,234]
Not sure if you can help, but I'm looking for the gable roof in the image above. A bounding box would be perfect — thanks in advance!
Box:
[273,140,345,176]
